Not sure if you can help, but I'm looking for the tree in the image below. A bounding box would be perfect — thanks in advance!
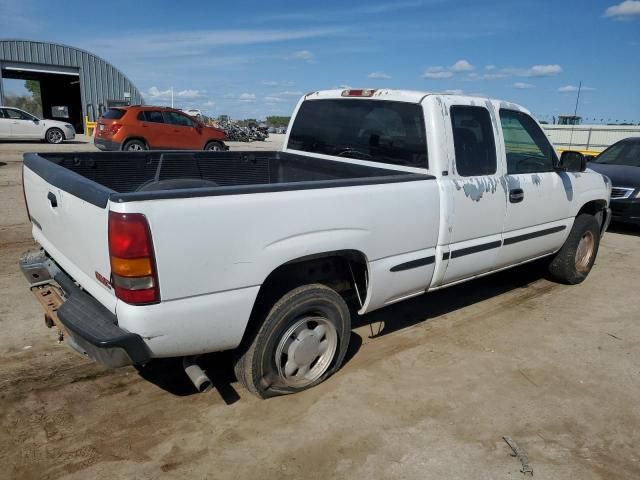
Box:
[266,116,291,128]
[4,80,43,117]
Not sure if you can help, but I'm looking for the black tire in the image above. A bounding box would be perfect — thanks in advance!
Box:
[234,284,351,398]
[45,128,64,144]
[548,214,601,285]
[123,139,147,151]
[204,141,224,151]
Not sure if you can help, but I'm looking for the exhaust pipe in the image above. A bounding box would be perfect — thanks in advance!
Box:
[183,356,213,393]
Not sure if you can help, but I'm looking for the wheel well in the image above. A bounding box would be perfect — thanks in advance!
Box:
[121,137,148,149]
[240,250,368,345]
[578,200,608,228]
[204,139,223,147]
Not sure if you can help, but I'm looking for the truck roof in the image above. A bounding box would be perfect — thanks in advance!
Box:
[304,88,529,113]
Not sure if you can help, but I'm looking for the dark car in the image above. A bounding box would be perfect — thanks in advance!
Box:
[588,137,640,225]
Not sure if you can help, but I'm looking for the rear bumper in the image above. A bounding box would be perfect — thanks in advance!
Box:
[19,249,151,368]
[94,138,121,151]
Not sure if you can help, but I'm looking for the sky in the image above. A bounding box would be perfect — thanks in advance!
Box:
[1,0,639,121]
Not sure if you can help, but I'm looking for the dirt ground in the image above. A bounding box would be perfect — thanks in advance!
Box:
[1,139,639,480]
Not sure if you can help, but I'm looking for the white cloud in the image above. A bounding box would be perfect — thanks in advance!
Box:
[203,100,216,107]
[485,65,496,71]
[262,80,295,87]
[443,89,464,95]
[367,71,391,79]
[605,1,640,18]
[525,64,562,76]
[89,28,341,58]
[557,85,596,93]
[146,86,205,100]
[513,82,534,89]
[288,50,314,62]
[360,1,425,14]
[264,96,285,102]
[422,67,453,79]
[276,91,303,96]
[451,59,474,72]
[238,93,257,102]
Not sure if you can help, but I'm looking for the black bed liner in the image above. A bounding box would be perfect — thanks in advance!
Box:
[23,150,434,208]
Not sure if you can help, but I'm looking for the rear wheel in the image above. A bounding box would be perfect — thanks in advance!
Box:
[204,141,223,151]
[45,128,64,144]
[234,284,351,398]
[548,214,601,284]
[123,139,147,151]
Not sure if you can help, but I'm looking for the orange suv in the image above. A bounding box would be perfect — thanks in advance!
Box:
[95,106,228,152]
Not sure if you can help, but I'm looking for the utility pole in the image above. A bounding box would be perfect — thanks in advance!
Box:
[568,81,581,149]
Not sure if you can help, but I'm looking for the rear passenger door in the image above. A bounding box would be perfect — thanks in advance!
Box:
[496,109,573,267]
[440,101,506,285]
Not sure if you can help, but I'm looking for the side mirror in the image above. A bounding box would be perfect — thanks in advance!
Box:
[33,119,39,124]
[558,150,587,172]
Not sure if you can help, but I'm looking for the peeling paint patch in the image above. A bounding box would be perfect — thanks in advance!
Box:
[506,175,521,191]
[531,174,542,186]
[460,177,499,202]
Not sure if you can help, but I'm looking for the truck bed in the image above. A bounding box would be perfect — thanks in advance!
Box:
[24,151,431,207]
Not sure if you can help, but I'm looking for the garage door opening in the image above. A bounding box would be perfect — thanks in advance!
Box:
[1,67,83,133]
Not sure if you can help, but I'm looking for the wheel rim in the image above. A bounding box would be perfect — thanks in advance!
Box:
[128,143,144,151]
[575,230,595,273]
[207,144,221,151]
[48,130,62,143]
[275,316,338,388]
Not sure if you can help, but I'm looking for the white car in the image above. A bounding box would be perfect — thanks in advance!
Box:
[0,106,76,143]
[20,88,611,398]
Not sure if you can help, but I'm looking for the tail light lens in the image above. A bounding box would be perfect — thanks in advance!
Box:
[110,123,123,135]
[341,89,376,97]
[108,212,160,305]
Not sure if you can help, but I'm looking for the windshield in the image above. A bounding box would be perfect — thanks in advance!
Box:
[287,99,428,168]
[591,141,640,167]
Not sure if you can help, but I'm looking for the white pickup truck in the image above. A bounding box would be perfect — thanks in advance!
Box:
[20,89,611,398]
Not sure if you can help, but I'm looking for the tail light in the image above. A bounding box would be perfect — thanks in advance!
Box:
[108,212,160,305]
[110,123,123,135]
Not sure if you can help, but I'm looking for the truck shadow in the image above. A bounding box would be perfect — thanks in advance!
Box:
[138,260,550,402]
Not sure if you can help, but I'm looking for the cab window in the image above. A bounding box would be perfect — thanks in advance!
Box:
[500,110,556,174]
[450,106,497,176]
[163,111,194,127]
[5,109,31,120]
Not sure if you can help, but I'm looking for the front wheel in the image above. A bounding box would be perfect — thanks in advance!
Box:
[548,214,601,284]
[234,284,351,398]
[204,141,224,151]
[45,128,64,144]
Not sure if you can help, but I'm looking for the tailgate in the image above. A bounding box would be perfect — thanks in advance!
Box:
[22,158,117,313]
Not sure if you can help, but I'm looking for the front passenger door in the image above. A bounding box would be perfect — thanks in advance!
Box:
[5,108,42,139]
[496,109,574,267]
[162,111,199,149]
[0,109,11,139]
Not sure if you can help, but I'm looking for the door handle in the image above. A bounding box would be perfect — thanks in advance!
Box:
[509,188,524,203]
[47,192,58,208]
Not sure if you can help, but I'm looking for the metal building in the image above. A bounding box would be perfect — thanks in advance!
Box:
[0,39,143,132]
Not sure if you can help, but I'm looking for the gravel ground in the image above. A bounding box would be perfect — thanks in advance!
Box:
[0,138,639,480]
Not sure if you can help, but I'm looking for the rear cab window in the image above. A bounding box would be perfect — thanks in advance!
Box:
[450,106,497,176]
[102,108,126,120]
[287,99,428,168]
